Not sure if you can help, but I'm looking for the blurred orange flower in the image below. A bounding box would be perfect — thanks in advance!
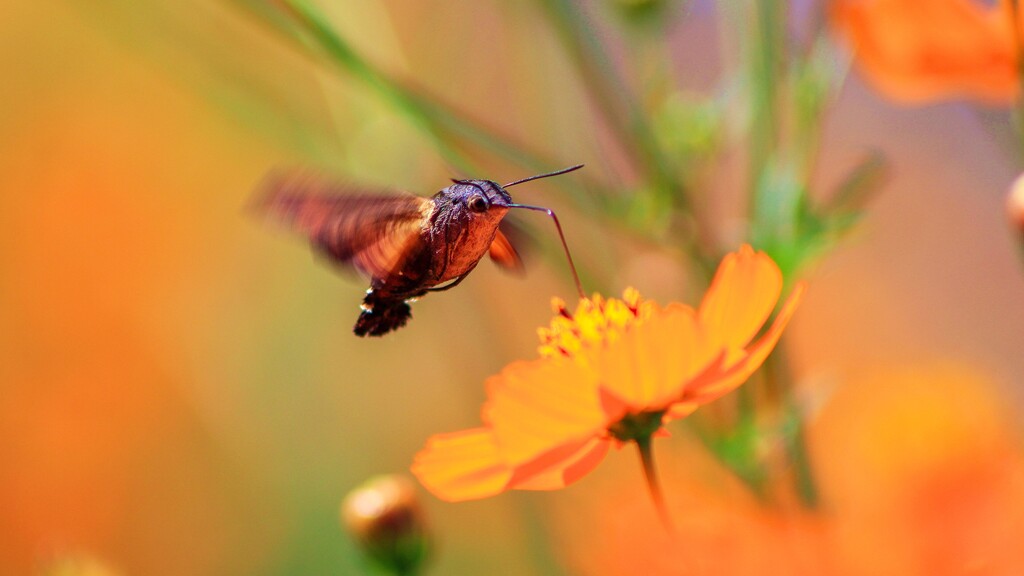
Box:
[412,245,804,502]
[553,364,1024,576]
[832,0,1022,103]
[811,364,1024,575]
[553,440,838,576]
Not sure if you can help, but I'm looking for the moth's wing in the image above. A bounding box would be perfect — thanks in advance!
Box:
[488,226,525,275]
[255,171,431,280]
[341,205,428,282]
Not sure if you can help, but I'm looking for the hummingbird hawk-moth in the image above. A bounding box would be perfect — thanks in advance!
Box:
[255,165,585,337]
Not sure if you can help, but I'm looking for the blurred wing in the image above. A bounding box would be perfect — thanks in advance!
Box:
[488,228,524,275]
[255,171,432,280]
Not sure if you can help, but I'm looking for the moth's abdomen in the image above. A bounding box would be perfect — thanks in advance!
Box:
[354,291,413,337]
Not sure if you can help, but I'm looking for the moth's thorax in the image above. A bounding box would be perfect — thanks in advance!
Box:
[438,205,508,281]
[428,179,512,283]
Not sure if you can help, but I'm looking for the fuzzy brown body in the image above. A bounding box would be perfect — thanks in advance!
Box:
[257,173,523,336]
[425,202,510,285]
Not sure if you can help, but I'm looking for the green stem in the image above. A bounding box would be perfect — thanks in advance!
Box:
[764,342,818,509]
[537,0,720,277]
[271,0,471,172]
[747,0,784,192]
[236,0,576,178]
[517,494,567,576]
[787,408,819,509]
[539,0,636,155]
[538,0,683,208]
[635,436,674,533]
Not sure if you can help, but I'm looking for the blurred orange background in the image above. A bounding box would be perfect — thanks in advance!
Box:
[2,1,1024,574]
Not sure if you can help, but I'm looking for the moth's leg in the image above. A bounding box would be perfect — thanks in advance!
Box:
[425,272,470,293]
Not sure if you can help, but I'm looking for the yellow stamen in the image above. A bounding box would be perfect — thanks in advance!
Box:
[537,288,660,359]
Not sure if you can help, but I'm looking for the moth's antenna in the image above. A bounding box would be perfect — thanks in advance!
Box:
[503,164,584,189]
[507,203,585,299]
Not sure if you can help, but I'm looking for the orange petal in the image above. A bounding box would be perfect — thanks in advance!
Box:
[509,438,611,491]
[411,428,513,502]
[597,305,720,411]
[684,283,805,406]
[832,0,1018,103]
[698,245,783,351]
[483,358,607,467]
[664,401,699,422]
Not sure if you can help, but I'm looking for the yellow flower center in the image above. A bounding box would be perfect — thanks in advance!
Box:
[537,287,660,359]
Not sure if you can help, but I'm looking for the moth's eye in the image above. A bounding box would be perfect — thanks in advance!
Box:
[468,195,488,213]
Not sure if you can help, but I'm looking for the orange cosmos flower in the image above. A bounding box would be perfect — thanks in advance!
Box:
[832,0,1022,104]
[411,245,804,507]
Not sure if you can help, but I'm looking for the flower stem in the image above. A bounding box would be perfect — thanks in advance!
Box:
[635,436,674,533]
[537,0,684,211]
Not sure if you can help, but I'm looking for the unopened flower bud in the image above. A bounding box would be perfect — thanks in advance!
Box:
[342,475,430,575]
[1008,173,1024,241]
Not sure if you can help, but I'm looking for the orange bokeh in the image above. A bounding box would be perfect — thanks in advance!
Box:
[0,97,186,571]
[832,0,1021,104]
[0,19,275,572]
[554,437,838,576]
[554,364,1024,575]
[812,364,1024,576]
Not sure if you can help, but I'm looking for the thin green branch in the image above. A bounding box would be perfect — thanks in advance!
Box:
[747,0,784,190]
[270,0,477,172]
[763,342,818,509]
[538,0,682,204]
[234,0,573,178]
